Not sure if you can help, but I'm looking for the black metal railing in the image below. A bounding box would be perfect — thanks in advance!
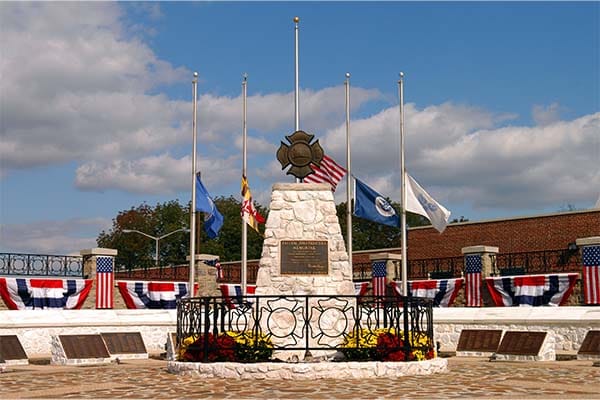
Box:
[114,259,189,281]
[493,248,581,276]
[408,256,464,279]
[177,294,433,363]
[0,252,85,277]
[218,262,259,284]
[352,261,372,281]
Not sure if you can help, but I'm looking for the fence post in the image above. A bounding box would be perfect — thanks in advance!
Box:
[369,252,402,294]
[187,254,221,297]
[575,236,600,305]
[461,245,499,307]
[80,248,118,309]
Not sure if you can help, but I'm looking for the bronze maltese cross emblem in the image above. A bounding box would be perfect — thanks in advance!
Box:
[276,130,324,180]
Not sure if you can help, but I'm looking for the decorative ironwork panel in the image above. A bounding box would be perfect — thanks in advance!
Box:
[0,253,84,277]
[495,249,581,275]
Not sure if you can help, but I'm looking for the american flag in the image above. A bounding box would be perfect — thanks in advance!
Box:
[304,155,347,192]
[583,246,600,305]
[372,261,387,298]
[465,255,482,307]
[96,256,114,309]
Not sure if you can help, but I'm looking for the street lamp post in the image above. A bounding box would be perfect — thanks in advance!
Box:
[122,228,190,267]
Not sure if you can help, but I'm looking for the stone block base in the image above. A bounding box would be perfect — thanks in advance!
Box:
[167,358,448,379]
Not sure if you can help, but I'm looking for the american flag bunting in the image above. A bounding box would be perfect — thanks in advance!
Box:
[583,246,600,305]
[465,255,482,307]
[96,256,114,309]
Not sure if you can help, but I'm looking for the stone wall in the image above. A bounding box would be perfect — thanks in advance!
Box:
[2,307,597,358]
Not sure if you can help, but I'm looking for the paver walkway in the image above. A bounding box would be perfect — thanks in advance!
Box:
[1,357,599,399]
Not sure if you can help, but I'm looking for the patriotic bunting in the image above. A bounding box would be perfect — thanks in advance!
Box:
[219,284,256,309]
[117,281,195,309]
[465,255,483,307]
[582,246,600,305]
[485,273,578,307]
[391,278,463,307]
[0,277,92,310]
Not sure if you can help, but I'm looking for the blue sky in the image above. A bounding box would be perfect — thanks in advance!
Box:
[1,2,599,254]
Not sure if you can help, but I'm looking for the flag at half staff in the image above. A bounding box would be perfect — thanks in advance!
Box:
[304,154,347,191]
[195,174,224,239]
[353,178,400,227]
[241,175,265,234]
[405,173,451,233]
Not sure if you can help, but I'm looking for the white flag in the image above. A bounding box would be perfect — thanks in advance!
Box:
[405,173,451,233]
[595,194,600,209]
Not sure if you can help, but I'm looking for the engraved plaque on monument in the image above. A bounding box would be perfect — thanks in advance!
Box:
[0,335,28,361]
[101,332,147,355]
[59,334,110,359]
[578,331,600,356]
[457,329,503,353]
[496,331,546,356]
[280,240,329,275]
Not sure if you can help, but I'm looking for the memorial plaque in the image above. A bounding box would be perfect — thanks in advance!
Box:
[497,331,546,356]
[59,334,110,359]
[0,335,27,360]
[101,332,147,354]
[280,240,329,275]
[578,331,600,356]
[457,329,503,352]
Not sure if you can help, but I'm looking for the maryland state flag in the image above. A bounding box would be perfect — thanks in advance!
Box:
[241,175,265,234]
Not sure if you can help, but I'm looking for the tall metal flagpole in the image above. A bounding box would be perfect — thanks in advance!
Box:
[241,74,248,296]
[398,72,408,296]
[345,73,353,263]
[189,72,199,294]
[294,16,301,183]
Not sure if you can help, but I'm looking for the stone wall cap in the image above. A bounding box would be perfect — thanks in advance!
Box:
[186,254,219,261]
[461,245,499,254]
[576,237,600,246]
[369,253,402,261]
[80,248,118,256]
[272,182,331,191]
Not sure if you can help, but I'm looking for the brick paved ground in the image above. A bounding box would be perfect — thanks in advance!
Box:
[1,357,599,399]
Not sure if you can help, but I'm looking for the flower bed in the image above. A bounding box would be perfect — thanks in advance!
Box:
[341,328,435,362]
[179,331,273,363]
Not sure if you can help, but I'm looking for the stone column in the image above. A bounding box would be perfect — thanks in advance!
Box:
[461,245,499,307]
[369,252,402,296]
[187,254,221,297]
[576,236,600,305]
[80,248,118,309]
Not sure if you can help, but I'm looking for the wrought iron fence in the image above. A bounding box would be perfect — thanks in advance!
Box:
[493,248,581,276]
[0,253,84,277]
[177,294,434,363]
[218,262,259,284]
[408,256,464,279]
[114,259,189,281]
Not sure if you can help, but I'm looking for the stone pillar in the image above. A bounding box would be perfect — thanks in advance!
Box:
[461,245,499,307]
[80,248,118,309]
[369,252,402,296]
[576,236,600,305]
[187,254,221,297]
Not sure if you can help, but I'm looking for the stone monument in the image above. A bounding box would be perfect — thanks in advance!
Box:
[255,182,354,361]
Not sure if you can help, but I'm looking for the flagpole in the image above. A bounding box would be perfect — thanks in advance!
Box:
[189,72,199,295]
[241,73,248,296]
[399,72,408,297]
[345,72,353,264]
[294,16,301,183]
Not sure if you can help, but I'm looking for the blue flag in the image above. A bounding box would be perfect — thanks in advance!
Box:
[353,178,399,228]
[195,175,223,239]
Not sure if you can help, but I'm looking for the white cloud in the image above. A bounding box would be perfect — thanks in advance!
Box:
[532,102,561,126]
[0,217,111,255]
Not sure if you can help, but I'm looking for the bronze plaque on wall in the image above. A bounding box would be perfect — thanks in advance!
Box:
[578,331,600,355]
[280,240,329,275]
[496,331,546,356]
[0,335,28,360]
[59,334,110,359]
[101,332,147,354]
[457,329,503,352]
